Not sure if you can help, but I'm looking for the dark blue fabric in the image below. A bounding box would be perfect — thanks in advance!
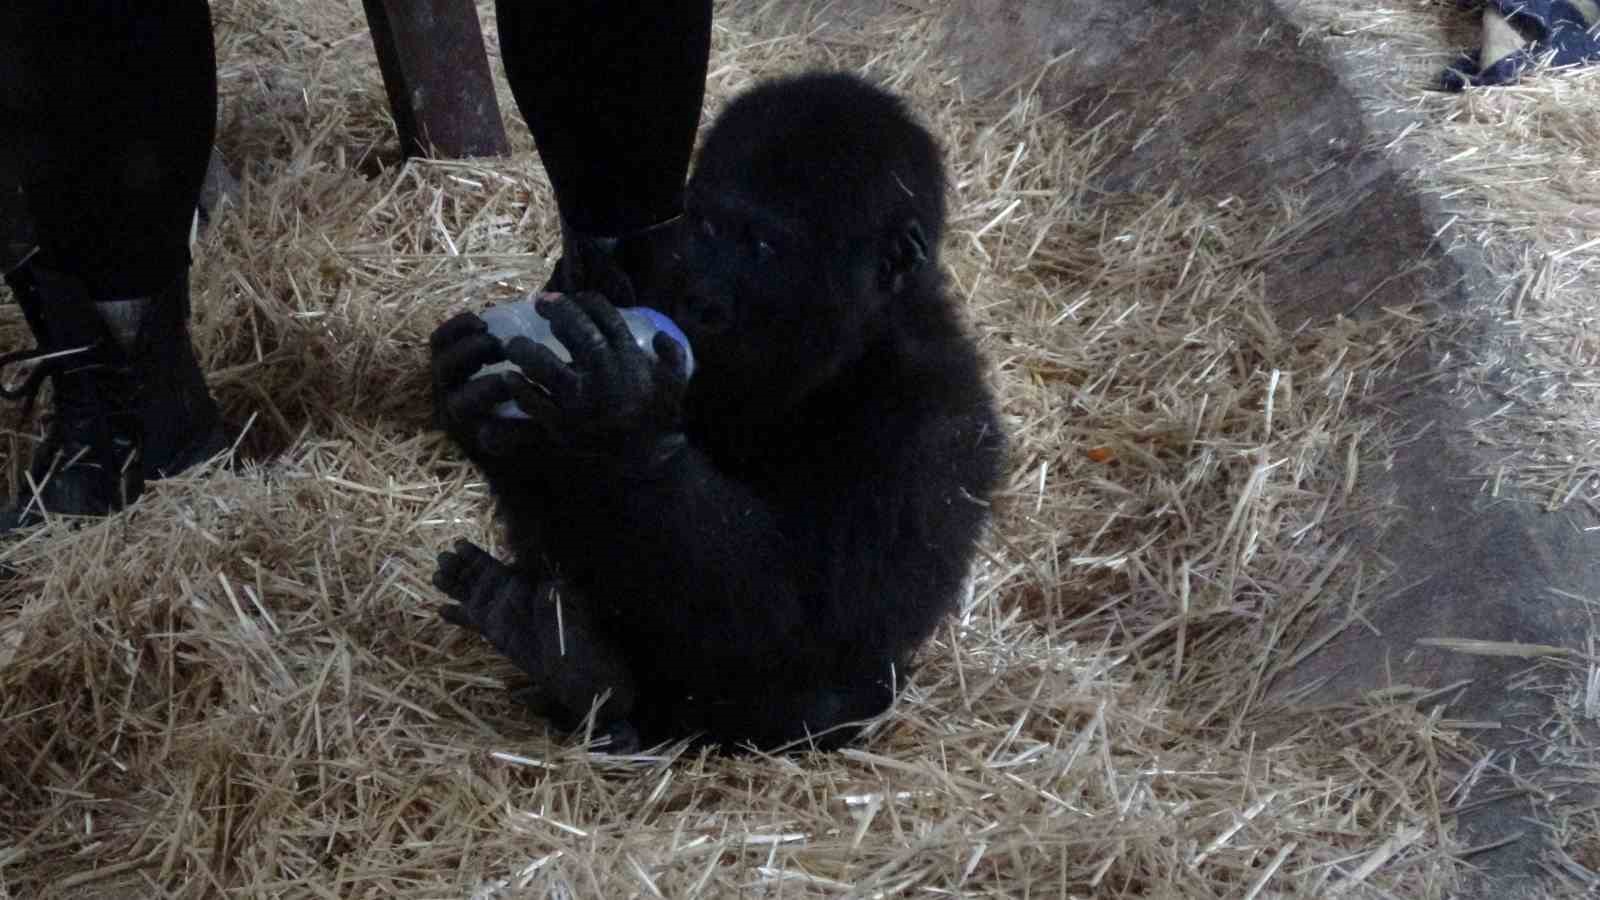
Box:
[1441,0,1600,90]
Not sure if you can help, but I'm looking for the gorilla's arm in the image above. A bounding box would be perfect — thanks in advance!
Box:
[553,407,1001,669]
[433,295,998,662]
[588,444,803,646]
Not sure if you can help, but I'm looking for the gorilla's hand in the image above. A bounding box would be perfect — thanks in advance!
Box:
[504,293,690,475]
[430,311,549,464]
[434,539,548,676]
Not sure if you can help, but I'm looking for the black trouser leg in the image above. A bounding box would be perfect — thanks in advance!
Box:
[0,2,223,529]
[0,1,216,300]
[495,0,713,236]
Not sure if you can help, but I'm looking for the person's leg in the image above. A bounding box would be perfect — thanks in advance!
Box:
[494,1,713,305]
[0,1,224,529]
[1,2,216,298]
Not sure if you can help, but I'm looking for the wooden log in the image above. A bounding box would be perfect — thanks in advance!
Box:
[361,0,510,159]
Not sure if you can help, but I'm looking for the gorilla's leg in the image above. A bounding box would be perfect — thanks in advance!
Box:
[434,539,639,750]
[660,683,890,754]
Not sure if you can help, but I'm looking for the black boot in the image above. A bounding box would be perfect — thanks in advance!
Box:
[0,262,226,531]
[542,216,685,311]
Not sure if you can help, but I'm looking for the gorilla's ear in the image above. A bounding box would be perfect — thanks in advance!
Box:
[880,218,929,295]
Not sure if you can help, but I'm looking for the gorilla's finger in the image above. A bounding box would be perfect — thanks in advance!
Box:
[594,719,641,755]
[560,240,637,308]
[477,420,540,459]
[505,337,583,409]
[503,373,560,419]
[433,332,505,387]
[446,374,514,424]
[594,264,637,311]
[510,685,569,723]
[434,548,460,579]
[437,539,499,599]
[439,603,475,629]
[571,292,636,353]
[451,538,494,565]
[430,311,488,352]
[539,296,612,371]
[652,331,690,384]
[433,548,474,599]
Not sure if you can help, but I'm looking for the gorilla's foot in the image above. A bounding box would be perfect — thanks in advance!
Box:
[510,685,642,754]
[433,539,640,743]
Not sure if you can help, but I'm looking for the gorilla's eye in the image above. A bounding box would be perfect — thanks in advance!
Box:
[756,239,776,259]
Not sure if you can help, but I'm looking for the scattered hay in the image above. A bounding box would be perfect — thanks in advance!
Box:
[0,1,1487,896]
[1291,0,1600,516]
[1291,0,1600,887]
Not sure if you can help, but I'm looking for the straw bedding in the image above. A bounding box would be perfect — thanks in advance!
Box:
[6,0,1578,895]
[1289,0,1600,513]
[1288,0,1600,888]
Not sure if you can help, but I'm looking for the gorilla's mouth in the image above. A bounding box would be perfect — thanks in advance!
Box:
[672,293,735,338]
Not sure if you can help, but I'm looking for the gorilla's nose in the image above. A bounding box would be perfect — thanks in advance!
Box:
[677,290,734,336]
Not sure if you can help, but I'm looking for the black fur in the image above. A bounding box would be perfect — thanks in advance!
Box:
[431,71,1004,751]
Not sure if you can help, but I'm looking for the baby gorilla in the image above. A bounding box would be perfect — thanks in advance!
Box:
[430,71,1004,751]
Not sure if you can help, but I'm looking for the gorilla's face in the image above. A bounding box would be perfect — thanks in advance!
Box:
[667,71,945,425]
[673,174,885,418]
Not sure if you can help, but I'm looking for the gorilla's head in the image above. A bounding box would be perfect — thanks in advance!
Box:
[675,72,948,416]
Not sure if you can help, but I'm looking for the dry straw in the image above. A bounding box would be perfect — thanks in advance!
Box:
[0,1,1523,896]
[1289,0,1600,515]
[1289,1,1600,889]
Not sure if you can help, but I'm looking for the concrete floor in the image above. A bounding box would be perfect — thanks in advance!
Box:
[937,1,1600,893]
